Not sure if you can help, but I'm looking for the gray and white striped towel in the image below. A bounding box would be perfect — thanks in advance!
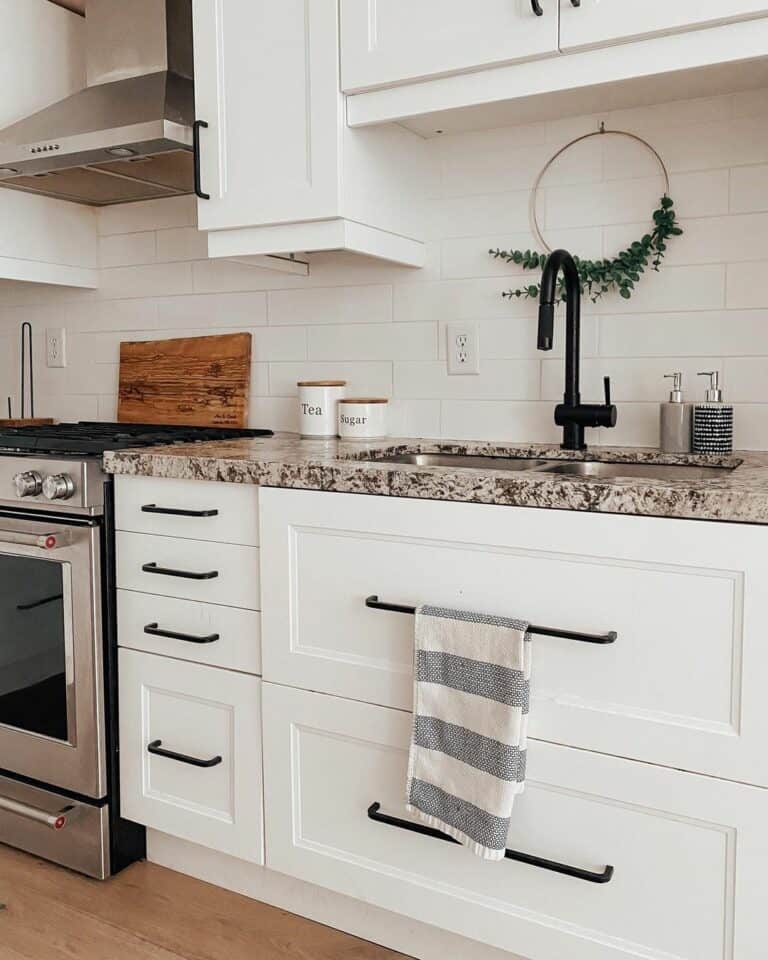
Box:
[406,604,531,861]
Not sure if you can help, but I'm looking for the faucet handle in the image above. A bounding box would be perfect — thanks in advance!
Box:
[603,376,612,407]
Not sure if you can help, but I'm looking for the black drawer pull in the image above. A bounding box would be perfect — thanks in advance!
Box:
[368,803,614,885]
[193,119,210,200]
[142,562,219,581]
[147,740,222,768]
[365,596,617,645]
[531,0,543,14]
[144,623,220,645]
[571,0,581,6]
[141,504,219,518]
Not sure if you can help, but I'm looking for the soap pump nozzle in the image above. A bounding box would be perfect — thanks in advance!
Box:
[664,372,684,403]
[697,370,723,403]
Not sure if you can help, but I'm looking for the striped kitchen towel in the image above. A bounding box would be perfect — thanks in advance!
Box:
[406,604,531,861]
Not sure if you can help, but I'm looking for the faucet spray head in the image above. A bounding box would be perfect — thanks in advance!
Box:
[537,303,554,351]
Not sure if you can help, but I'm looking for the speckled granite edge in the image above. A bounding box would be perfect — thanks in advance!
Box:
[103,436,768,525]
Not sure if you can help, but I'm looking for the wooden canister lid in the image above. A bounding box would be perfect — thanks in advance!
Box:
[339,397,388,404]
[297,380,347,387]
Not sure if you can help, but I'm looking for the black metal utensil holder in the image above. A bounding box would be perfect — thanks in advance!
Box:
[368,803,614,884]
[365,596,617,645]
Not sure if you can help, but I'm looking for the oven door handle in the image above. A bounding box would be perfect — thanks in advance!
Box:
[0,794,76,831]
[0,528,73,550]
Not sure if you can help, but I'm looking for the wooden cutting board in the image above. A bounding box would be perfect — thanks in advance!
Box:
[118,333,252,428]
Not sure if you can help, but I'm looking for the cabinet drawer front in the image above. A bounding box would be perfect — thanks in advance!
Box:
[559,0,768,53]
[341,0,559,93]
[116,476,259,546]
[117,531,260,609]
[260,488,768,786]
[119,649,263,862]
[118,591,261,674]
[263,683,766,960]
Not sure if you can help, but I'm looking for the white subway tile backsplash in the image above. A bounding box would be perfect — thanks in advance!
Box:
[440,401,560,443]
[100,231,157,268]
[395,359,539,401]
[156,292,267,328]
[269,285,393,326]
[726,262,768,308]
[730,164,768,214]
[2,89,768,444]
[156,227,209,262]
[268,362,393,398]
[307,322,436,362]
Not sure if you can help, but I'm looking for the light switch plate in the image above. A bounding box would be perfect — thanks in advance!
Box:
[446,321,480,375]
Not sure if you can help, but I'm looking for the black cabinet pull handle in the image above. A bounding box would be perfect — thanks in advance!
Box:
[531,0,543,14]
[141,504,219,518]
[571,0,581,6]
[193,119,210,200]
[148,740,222,768]
[368,803,614,884]
[142,562,219,581]
[144,623,220,645]
[365,596,617,644]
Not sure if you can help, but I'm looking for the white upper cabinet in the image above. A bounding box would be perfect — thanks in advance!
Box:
[192,0,426,267]
[560,0,768,51]
[345,0,768,134]
[0,0,97,288]
[340,0,559,93]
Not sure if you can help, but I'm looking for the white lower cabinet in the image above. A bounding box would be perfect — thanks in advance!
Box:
[262,682,767,960]
[260,487,768,788]
[119,649,263,863]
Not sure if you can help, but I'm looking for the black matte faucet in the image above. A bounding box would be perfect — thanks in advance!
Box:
[538,249,617,451]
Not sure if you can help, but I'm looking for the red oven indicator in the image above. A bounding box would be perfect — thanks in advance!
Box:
[44,535,57,549]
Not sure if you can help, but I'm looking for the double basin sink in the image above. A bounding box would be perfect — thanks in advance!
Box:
[367,453,735,482]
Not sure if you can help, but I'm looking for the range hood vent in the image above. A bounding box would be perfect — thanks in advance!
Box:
[0,0,195,206]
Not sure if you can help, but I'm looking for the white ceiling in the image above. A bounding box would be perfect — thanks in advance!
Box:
[48,0,86,14]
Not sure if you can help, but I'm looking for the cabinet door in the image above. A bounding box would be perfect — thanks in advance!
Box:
[340,0,559,93]
[260,487,768,788]
[560,0,768,51]
[263,683,768,960]
[119,649,263,862]
[192,0,340,233]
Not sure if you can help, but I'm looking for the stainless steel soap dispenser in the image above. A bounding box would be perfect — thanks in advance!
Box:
[693,371,733,455]
[660,372,691,453]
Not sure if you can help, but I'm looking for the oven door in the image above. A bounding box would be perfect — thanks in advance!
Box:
[0,513,106,799]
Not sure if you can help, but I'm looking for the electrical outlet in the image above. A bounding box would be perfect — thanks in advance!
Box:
[46,328,67,368]
[447,321,479,375]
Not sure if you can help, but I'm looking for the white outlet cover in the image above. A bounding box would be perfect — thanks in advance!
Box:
[447,321,480,375]
[46,327,66,368]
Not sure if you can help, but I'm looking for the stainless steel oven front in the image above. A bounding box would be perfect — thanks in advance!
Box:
[0,512,106,799]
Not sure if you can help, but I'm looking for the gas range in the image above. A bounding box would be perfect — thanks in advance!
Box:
[0,420,271,878]
[0,421,272,514]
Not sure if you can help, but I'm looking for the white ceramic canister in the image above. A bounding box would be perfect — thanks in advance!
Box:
[338,397,389,440]
[298,380,347,437]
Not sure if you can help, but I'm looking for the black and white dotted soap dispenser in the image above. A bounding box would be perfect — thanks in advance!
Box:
[692,371,733,455]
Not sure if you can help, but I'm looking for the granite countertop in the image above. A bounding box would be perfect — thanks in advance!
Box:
[102,435,768,525]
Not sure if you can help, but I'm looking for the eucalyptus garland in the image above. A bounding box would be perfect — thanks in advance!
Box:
[489,195,683,303]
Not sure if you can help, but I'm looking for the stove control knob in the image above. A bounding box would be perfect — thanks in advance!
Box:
[13,471,43,498]
[42,474,75,501]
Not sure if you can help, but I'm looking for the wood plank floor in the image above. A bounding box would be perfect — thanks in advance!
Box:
[0,844,409,959]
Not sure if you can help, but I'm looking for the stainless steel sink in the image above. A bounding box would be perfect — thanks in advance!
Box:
[537,461,733,481]
[369,454,551,471]
[366,452,736,481]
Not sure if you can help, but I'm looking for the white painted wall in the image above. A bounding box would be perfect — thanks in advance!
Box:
[1,88,767,447]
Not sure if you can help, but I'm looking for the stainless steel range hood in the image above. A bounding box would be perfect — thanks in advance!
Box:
[0,0,195,206]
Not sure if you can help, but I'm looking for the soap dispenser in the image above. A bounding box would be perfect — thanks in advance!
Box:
[692,371,733,455]
[660,372,692,453]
